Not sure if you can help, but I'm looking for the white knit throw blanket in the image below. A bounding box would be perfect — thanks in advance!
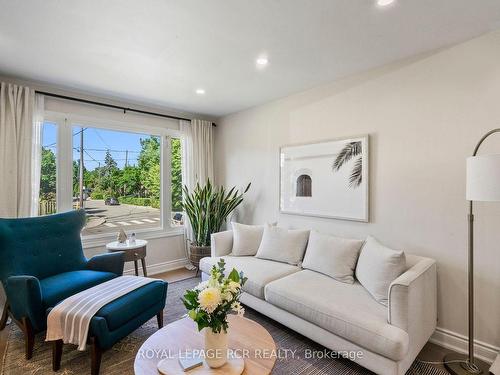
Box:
[46,275,157,350]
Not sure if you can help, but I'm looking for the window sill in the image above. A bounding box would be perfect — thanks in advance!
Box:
[82,227,185,249]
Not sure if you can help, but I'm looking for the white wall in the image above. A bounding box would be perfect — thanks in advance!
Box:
[215,31,500,359]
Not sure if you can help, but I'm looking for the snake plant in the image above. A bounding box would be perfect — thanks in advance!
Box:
[182,179,251,246]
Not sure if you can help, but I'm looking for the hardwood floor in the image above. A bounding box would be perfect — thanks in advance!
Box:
[0,267,459,373]
[155,267,197,283]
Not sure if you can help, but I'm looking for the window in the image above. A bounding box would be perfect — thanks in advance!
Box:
[296,174,312,197]
[39,122,57,215]
[39,115,183,240]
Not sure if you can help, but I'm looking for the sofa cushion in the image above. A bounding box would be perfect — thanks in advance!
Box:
[255,226,310,265]
[302,231,364,284]
[231,222,265,256]
[199,256,300,299]
[264,270,409,361]
[356,236,406,306]
[40,270,116,308]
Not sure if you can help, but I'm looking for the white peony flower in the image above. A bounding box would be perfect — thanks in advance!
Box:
[198,287,222,313]
[231,301,245,316]
[227,281,241,294]
[222,291,232,302]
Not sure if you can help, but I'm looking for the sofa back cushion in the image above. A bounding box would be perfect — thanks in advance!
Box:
[255,226,309,265]
[302,231,364,284]
[355,236,406,306]
[231,222,265,256]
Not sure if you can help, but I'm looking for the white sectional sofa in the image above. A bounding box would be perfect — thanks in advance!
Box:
[200,229,437,375]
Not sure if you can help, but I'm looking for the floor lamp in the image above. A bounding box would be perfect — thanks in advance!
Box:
[444,128,500,375]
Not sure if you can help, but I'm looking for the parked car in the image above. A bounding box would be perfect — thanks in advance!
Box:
[105,197,120,206]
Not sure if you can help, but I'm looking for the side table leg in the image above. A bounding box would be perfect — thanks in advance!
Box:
[141,258,147,277]
[134,260,139,276]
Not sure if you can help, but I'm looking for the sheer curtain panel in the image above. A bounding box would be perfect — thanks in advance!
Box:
[0,82,36,218]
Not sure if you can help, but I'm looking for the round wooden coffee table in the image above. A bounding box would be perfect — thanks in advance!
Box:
[134,315,276,375]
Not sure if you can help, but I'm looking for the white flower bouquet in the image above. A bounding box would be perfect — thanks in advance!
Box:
[182,259,247,333]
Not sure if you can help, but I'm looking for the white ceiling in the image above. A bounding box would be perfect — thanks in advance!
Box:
[1,0,500,117]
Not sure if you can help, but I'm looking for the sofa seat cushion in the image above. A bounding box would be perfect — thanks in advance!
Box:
[264,270,409,361]
[95,280,167,331]
[40,270,116,308]
[199,256,300,299]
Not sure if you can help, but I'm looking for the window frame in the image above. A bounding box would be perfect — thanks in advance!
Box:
[44,110,184,247]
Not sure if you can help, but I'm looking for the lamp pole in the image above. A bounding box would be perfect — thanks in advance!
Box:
[444,129,500,375]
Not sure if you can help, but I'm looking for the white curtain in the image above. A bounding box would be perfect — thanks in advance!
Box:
[30,94,45,217]
[0,82,36,218]
[180,119,214,245]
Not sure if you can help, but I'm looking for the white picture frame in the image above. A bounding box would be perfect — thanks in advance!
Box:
[279,135,369,222]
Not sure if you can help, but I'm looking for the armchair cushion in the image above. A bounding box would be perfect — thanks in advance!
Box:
[86,252,125,276]
[40,270,116,309]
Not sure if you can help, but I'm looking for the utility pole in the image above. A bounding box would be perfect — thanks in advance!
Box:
[125,150,128,167]
[79,127,84,209]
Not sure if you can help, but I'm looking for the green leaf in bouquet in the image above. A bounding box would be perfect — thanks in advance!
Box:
[228,268,240,283]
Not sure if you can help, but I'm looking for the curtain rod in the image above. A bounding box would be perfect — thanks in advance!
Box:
[36,90,216,126]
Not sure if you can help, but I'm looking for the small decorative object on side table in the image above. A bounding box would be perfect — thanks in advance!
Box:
[106,239,148,276]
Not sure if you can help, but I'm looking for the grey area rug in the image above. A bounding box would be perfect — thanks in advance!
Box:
[1,277,448,375]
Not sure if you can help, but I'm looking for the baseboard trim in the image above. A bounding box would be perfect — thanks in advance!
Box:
[430,326,500,364]
[123,258,189,276]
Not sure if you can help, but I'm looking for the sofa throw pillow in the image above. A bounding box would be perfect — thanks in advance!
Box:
[302,231,364,284]
[231,222,265,256]
[355,236,406,306]
[255,225,310,265]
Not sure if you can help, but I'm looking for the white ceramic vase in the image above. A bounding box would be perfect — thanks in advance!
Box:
[204,328,228,368]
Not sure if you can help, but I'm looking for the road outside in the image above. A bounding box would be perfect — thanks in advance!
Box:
[83,199,161,236]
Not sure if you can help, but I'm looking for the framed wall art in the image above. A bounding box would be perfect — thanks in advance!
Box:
[279,135,369,222]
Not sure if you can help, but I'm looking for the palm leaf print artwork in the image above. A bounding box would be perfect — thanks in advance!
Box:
[332,141,363,188]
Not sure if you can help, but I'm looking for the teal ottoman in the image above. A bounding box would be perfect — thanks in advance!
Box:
[52,279,168,375]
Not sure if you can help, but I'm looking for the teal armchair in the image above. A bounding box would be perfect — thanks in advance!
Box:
[0,210,125,359]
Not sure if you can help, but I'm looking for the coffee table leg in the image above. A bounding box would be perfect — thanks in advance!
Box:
[134,260,139,276]
[141,258,147,277]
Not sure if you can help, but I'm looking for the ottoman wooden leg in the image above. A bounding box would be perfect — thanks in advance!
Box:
[52,339,63,371]
[156,310,163,328]
[90,337,103,375]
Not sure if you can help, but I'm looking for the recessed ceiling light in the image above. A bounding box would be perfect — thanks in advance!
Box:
[377,0,395,6]
[195,88,205,95]
[256,56,269,66]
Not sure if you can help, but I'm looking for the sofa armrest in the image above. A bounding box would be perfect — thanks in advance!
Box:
[388,258,437,335]
[86,252,125,276]
[210,230,233,257]
[5,275,44,331]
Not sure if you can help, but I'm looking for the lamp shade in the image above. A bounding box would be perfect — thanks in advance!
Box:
[466,154,500,201]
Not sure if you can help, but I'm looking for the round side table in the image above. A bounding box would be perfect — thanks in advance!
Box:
[106,239,148,276]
